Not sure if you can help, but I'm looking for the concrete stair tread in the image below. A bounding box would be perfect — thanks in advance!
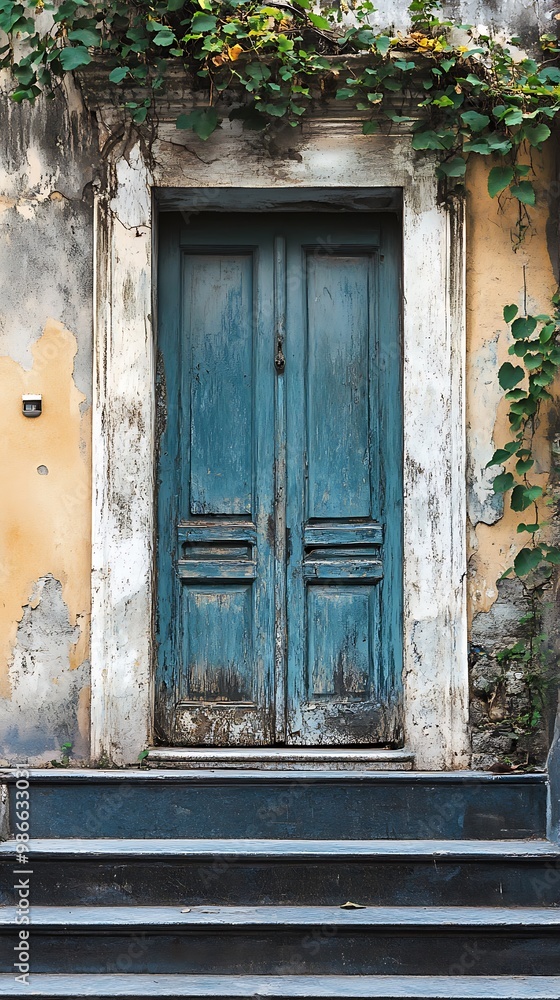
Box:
[3,905,560,926]
[0,975,560,998]
[0,769,548,783]
[1,838,556,858]
[0,767,547,786]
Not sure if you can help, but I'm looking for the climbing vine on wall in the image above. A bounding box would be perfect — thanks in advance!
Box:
[1,0,560,590]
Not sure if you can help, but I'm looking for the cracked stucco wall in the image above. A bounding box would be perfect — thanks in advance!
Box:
[0,72,96,764]
[466,147,560,767]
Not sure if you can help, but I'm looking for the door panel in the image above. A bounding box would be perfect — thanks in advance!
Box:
[156,217,275,745]
[186,254,254,516]
[285,221,401,745]
[306,254,373,519]
[156,212,402,748]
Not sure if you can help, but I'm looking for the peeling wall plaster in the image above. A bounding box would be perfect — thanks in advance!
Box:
[0,575,90,763]
[335,0,554,45]
[0,73,95,401]
[0,81,95,762]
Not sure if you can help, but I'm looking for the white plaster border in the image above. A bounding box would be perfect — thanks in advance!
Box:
[90,123,469,768]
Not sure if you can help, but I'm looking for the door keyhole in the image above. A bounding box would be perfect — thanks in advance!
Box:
[275,338,286,374]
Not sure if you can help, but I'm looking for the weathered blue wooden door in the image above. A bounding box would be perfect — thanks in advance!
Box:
[156,212,402,746]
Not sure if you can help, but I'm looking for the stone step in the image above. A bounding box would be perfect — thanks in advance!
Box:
[145,748,415,770]
[0,770,547,839]
[1,975,560,999]
[1,906,559,976]
[1,838,558,907]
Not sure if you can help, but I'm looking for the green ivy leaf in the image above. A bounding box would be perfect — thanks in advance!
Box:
[510,181,536,206]
[385,112,415,123]
[493,472,515,493]
[532,370,555,387]
[498,362,524,389]
[524,123,551,147]
[109,66,128,83]
[516,458,534,474]
[486,444,519,466]
[59,45,92,70]
[132,105,148,123]
[460,110,490,131]
[505,107,524,125]
[539,67,560,83]
[262,101,289,116]
[191,10,217,32]
[539,322,556,343]
[411,130,446,150]
[511,316,538,339]
[525,353,543,370]
[374,35,391,55]
[362,120,379,134]
[488,166,515,198]
[462,140,491,154]
[503,304,518,323]
[67,27,100,46]
[511,484,543,511]
[308,11,331,29]
[509,397,537,416]
[176,107,219,139]
[11,88,37,102]
[437,156,466,177]
[153,29,176,46]
[517,522,540,533]
[514,546,542,576]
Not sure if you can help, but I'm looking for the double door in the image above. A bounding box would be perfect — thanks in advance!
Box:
[156,212,402,746]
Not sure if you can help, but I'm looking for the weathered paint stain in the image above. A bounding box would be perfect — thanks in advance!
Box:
[466,148,558,627]
[0,575,90,761]
[0,321,91,719]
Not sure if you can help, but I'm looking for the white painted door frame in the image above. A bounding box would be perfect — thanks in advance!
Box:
[90,123,469,769]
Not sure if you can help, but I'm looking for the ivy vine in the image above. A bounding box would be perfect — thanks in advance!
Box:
[1,1,560,612]
[489,299,560,581]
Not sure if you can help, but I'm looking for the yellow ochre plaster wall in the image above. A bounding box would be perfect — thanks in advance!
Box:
[466,147,558,630]
[0,322,91,762]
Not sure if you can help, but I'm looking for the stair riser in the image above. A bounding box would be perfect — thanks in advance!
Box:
[6,779,547,839]
[1,859,558,907]
[1,929,558,976]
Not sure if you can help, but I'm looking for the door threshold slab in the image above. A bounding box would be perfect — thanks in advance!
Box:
[145,747,414,770]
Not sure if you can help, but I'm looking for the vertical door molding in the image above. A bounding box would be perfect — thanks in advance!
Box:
[401,184,469,768]
[91,145,155,764]
[91,128,469,768]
